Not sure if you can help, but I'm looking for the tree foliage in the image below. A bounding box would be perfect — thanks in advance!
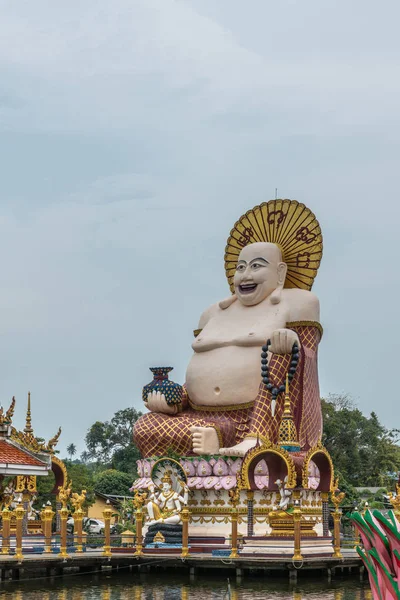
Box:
[66,443,77,459]
[322,395,400,491]
[94,469,133,496]
[85,408,142,476]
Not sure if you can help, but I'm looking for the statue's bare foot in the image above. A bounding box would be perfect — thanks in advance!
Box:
[190,426,220,455]
[219,438,258,457]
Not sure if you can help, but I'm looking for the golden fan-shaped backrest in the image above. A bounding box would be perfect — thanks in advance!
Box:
[225,199,323,292]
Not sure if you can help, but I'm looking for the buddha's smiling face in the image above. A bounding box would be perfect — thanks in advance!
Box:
[233,242,287,306]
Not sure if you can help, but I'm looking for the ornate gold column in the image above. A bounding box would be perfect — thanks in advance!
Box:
[229,508,239,559]
[102,500,113,557]
[59,506,69,558]
[228,487,240,559]
[74,508,84,553]
[181,507,190,558]
[330,478,345,559]
[41,502,55,554]
[13,501,25,562]
[332,509,343,559]
[57,481,71,559]
[292,500,303,561]
[1,505,12,555]
[134,508,143,556]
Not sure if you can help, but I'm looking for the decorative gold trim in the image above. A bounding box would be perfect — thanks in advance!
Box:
[225,200,323,293]
[245,433,270,444]
[193,329,202,338]
[150,457,188,488]
[286,320,323,337]
[301,442,334,491]
[52,456,68,491]
[213,426,224,448]
[237,442,297,490]
[188,398,254,412]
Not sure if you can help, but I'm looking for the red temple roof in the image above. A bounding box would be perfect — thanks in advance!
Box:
[0,439,47,467]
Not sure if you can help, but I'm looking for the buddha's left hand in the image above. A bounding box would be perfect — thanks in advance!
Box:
[269,328,300,355]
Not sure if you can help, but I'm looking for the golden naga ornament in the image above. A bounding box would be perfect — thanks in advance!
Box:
[0,397,16,425]
[225,199,323,293]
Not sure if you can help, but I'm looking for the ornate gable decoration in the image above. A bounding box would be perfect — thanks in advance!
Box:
[7,393,62,454]
[0,397,16,426]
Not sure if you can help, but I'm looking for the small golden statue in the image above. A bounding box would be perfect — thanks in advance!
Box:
[330,477,345,510]
[228,487,240,508]
[58,481,72,508]
[388,483,400,517]
[71,489,87,511]
[133,489,147,510]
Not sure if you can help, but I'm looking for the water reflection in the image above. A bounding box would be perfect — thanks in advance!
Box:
[0,571,370,600]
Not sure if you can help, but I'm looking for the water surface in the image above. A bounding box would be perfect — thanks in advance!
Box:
[0,571,371,599]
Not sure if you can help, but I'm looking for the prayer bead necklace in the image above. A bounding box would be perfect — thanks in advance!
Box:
[260,340,299,417]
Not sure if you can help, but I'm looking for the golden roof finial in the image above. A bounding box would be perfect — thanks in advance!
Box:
[0,396,16,425]
[24,391,33,435]
[278,375,300,451]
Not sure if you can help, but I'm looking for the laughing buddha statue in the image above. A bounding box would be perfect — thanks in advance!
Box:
[134,200,324,458]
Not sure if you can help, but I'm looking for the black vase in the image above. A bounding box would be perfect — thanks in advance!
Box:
[142,367,183,406]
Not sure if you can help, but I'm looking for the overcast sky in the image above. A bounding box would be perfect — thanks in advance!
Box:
[0,0,399,457]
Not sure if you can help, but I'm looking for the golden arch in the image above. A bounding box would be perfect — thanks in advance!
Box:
[302,444,334,492]
[237,443,297,491]
[50,455,68,495]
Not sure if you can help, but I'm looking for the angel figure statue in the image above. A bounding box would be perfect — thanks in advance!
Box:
[147,470,189,526]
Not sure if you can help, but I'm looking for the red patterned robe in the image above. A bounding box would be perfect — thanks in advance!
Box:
[133,321,322,457]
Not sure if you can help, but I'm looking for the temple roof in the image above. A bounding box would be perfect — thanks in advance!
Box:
[0,394,59,476]
[0,439,48,467]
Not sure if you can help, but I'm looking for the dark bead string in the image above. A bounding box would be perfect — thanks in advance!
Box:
[261,339,300,407]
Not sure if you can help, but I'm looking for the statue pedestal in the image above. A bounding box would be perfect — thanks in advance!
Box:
[144,523,183,546]
[268,511,317,537]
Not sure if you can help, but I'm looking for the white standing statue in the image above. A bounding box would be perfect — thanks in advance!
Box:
[147,471,189,526]
[275,476,292,511]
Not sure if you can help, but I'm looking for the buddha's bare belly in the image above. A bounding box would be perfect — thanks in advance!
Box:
[185,345,262,407]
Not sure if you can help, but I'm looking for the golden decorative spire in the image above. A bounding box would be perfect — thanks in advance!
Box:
[24,391,33,435]
[278,375,300,451]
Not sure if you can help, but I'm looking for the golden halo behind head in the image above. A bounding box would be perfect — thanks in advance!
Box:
[224,199,323,292]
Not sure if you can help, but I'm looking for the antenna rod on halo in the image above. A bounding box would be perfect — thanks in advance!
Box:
[275,188,278,199]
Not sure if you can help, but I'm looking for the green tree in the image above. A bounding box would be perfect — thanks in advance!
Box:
[94,469,133,496]
[322,395,400,490]
[66,443,77,460]
[65,460,96,507]
[85,408,142,476]
[35,461,96,510]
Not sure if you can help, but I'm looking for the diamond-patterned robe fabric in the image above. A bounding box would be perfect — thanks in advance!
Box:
[133,323,321,457]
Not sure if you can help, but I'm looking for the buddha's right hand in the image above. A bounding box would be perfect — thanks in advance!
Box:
[145,391,179,415]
